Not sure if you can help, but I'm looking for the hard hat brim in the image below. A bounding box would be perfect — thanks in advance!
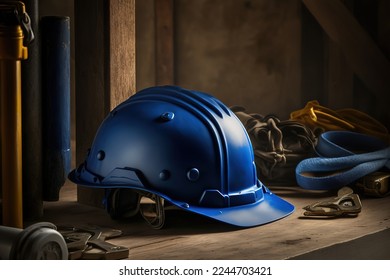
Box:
[69,170,294,227]
[166,189,295,227]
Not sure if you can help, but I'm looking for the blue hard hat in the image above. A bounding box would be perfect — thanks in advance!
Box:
[69,86,294,227]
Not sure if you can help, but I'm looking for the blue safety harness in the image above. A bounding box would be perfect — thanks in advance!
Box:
[295,131,390,190]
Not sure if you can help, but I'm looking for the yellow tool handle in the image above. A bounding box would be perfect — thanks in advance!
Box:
[0,2,30,228]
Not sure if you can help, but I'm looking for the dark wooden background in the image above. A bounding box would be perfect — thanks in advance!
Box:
[38,0,390,207]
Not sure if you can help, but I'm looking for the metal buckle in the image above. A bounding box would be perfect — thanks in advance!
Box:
[354,172,390,197]
[303,187,362,217]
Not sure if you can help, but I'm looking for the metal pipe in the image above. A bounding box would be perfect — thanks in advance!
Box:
[41,16,71,201]
[22,0,43,220]
[0,2,29,228]
[0,58,23,228]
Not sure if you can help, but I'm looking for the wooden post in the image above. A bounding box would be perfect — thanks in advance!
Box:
[155,0,174,85]
[75,0,135,206]
[108,0,136,107]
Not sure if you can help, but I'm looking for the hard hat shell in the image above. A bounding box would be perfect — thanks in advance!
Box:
[69,86,294,227]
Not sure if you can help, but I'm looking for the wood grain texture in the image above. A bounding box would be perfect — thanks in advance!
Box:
[155,0,174,85]
[40,182,390,259]
[108,0,136,107]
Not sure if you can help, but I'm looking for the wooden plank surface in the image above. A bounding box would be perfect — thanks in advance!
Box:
[39,181,390,259]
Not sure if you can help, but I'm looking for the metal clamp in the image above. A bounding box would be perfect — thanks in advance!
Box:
[354,172,390,197]
[0,1,34,45]
[303,187,362,217]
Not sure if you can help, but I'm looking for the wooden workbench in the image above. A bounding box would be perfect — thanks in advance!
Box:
[39,180,390,260]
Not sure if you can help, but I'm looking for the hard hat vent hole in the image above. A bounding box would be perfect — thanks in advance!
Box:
[187,168,200,182]
[159,170,170,181]
[97,150,105,160]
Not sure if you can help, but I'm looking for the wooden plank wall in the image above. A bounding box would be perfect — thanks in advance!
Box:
[174,0,302,118]
[137,0,303,119]
[75,0,390,206]
[135,0,390,127]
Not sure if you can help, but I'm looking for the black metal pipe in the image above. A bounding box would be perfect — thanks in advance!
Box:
[41,16,71,201]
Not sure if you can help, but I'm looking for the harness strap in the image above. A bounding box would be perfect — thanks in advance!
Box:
[296,131,390,190]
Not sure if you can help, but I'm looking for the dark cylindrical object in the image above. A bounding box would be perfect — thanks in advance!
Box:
[0,222,68,260]
[21,0,43,220]
[41,16,71,201]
